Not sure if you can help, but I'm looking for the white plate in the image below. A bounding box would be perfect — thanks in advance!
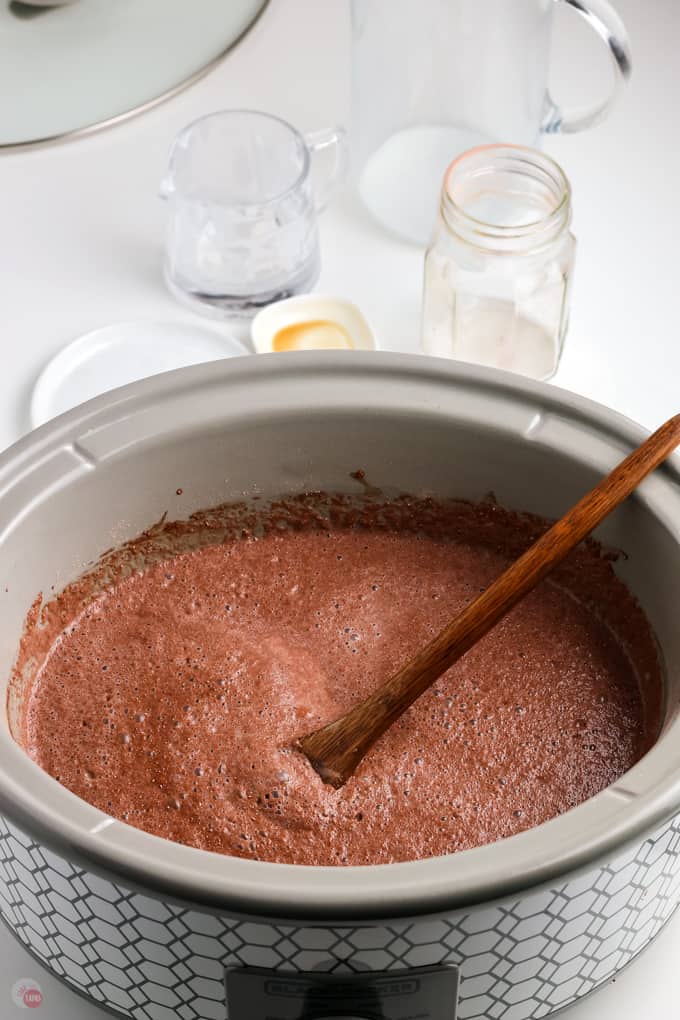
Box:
[30,320,248,427]
[1,0,268,149]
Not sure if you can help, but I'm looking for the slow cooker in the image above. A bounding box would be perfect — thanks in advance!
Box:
[0,353,679,1020]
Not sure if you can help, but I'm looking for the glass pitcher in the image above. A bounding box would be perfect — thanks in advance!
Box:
[351,0,631,244]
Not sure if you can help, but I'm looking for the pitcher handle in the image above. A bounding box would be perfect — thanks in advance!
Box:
[542,0,632,135]
[305,126,349,213]
[159,130,190,200]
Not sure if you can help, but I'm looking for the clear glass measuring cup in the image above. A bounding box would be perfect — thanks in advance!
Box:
[351,0,631,245]
[161,110,347,318]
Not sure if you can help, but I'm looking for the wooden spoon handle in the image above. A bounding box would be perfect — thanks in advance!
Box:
[299,414,680,788]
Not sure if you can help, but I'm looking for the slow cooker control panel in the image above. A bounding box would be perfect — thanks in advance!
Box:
[226,964,459,1019]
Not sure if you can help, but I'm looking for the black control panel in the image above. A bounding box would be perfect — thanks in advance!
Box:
[226,964,459,1020]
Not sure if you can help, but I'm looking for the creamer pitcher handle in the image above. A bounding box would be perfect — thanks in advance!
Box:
[542,0,631,134]
[159,124,193,199]
[305,126,349,213]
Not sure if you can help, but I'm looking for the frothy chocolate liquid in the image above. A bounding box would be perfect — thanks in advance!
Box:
[15,496,661,865]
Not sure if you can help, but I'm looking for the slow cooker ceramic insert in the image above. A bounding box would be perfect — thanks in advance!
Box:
[0,354,679,1020]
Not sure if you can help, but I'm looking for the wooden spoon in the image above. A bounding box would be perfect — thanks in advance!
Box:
[298,413,680,789]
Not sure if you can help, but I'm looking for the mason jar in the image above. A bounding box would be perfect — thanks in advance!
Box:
[422,145,576,380]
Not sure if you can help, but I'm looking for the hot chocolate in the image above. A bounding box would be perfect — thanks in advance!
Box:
[14,495,661,866]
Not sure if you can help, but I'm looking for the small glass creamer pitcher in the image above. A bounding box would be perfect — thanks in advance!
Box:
[161,110,347,318]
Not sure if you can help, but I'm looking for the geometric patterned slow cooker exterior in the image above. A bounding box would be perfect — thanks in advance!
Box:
[0,815,678,1019]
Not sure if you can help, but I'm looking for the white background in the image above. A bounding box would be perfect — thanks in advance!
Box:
[1,0,679,1016]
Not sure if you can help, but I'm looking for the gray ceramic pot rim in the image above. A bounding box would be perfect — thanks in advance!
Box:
[1,353,680,923]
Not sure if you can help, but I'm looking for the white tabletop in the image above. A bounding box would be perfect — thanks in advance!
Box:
[1,0,679,1015]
